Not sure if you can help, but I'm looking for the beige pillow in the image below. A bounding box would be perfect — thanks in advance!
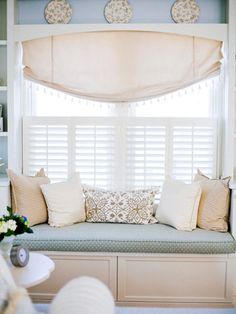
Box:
[194,170,230,232]
[7,168,50,226]
[83,187,159,224]
[156,179,202,231]
[41,173,85,227]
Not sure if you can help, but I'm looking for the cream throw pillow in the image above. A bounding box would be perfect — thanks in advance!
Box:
[156,179,202,231]
[41,173,85,227]
[194,170,230,232]
[7,168,50,227]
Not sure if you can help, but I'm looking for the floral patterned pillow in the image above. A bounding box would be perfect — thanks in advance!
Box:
[83,187,159,224]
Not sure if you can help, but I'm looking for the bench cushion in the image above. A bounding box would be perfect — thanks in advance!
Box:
[15,222,236,254]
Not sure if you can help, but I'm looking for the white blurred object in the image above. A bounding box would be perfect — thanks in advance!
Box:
[0,157,4,167]
[0,254,38,314]
[0,117,3,132]
[0,252,115,314]
[49,276,115,314]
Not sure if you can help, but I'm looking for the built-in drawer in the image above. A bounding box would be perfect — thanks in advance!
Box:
[118,255,234,304]
[29,253,117,303]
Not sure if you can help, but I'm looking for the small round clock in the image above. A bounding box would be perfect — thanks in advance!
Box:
[10,245,30,267]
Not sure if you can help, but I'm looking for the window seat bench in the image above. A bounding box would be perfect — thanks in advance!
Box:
[15,222,236,307]
[15,222,236,255]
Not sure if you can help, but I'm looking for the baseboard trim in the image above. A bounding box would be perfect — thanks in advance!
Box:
[30,292,235,308]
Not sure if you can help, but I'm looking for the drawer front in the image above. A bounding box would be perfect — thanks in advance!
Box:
[29,254,117,302]
[118,255,234,304]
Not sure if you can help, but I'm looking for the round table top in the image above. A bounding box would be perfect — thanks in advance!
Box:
[11,252,55,288]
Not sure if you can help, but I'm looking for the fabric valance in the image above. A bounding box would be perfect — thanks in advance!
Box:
[22,31,223,102]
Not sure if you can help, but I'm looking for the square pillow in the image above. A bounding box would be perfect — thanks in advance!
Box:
[155,179,202,231]
[83,187,159,224]
[194,169,230,232]
[7,168,50,227]
[41,173,85,227]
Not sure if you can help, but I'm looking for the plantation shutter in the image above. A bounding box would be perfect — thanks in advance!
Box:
[23,118,116,187]
[172,124,216,182]
[23,117,216,187]
[22,31,222,102]
[23,122,69,181]
[125,125,166,188]
[75,125,115,187]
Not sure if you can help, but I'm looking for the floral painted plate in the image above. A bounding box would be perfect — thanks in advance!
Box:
[171,0,200,24]
[45,0,72,24]
[104,0,133,24]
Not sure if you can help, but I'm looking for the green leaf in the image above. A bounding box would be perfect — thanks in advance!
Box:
[6,206,13,215]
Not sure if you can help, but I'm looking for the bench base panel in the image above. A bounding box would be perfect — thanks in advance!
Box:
[29,252,236,307]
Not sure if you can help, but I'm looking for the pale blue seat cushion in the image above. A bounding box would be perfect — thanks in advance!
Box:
[15,222,236,254]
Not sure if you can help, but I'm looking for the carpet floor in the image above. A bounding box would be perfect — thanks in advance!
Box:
[35,304,236,314]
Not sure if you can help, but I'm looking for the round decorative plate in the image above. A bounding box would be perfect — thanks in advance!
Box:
[45,0,72,24]
[171,0,200,24]
[104,0,133,24]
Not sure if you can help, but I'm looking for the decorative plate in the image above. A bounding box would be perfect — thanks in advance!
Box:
[44,0,72,24]
[171,0,200,24]
[104,0,133,24]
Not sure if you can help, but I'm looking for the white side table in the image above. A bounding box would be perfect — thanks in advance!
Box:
[11,252,55,288]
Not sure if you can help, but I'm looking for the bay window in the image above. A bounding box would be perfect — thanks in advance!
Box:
[23,76,220,189]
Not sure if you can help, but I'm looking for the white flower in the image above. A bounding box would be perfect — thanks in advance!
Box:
[0,221,8,233]
[7,220,17,232]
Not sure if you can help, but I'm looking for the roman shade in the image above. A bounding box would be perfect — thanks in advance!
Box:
[22,31,222,102]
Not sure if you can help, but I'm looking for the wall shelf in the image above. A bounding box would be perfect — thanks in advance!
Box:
[0,86,7,91]
[14,23,228,42]
[0,40,7,46]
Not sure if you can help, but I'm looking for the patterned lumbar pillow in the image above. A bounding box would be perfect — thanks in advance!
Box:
[194,169,230,232]
[83,187,159,224]
[7,168,50,227]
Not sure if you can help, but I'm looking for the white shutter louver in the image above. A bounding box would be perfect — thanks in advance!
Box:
[23,121,69,182]
[23,118,116,187]
[126,126,166,189]
[75,125,115,188]
[23,117,217,187]
[172,123,216,182]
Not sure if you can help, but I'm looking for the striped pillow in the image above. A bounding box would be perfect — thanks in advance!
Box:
[194,170,230,232]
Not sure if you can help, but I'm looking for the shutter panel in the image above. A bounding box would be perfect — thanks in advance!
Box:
[125,126,166,189]
[75,125,115,188]
[23,122,69,181]
[172,124,216,182]
[23,118,216,187]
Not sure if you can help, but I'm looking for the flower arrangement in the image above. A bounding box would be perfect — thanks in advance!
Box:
[0,206,33,242]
